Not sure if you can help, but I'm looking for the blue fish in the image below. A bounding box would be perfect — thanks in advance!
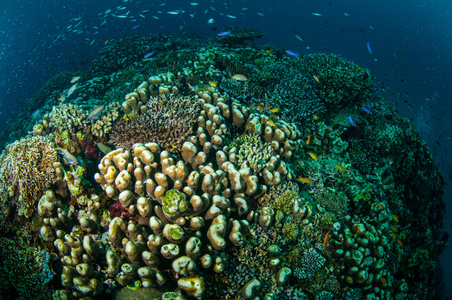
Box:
[286,50,299,57]
[366,42,372,54]
[362,105,371,114]
[144,51,155,58]
[217,30,231,37]
[348,115,357,127]
[133,25,140,29]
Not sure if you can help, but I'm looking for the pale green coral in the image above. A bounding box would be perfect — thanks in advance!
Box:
[162,189,189,217]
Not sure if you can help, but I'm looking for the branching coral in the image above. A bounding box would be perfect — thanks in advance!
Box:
[108,93,200,153]
[0,136,58,218]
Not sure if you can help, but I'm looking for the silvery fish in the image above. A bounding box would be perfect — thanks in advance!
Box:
[87,105,105,122]
[56,148,79,165]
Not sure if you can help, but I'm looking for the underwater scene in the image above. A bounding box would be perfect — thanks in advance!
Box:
[0,0,451,299]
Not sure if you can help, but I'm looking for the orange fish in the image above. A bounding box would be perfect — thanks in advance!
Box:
[380,277,387,285]
[296,176,313,184]
[231,74,247,81]
[377,202,384,209]
[308,152,318,160]
[313,75,320,83]
[397,238,403,247]
[268,120,275,127]
[306,136,311,145]
[323,232,329,248]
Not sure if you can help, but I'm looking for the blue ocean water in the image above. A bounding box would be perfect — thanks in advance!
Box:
[1,0,451,296]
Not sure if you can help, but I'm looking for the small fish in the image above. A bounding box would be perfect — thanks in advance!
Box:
[366,42,372,54]
[257,12,265,17]
[362,105,371,114]
[133,25,140,29]
[167,11,179,15]
[269,107,280,113]
[96,142,112,154]
[335,164,344,172]
[296,176,313,184]
[67,83,78,97]
[190,2,199,5]
[306,136,311,145]
[308,152,318,160]
[217,30,231,37]
[257,104,265,111]
[268,120,276,127]
[144,51,155,58]
[380,277,387,285]
[397,238,403,247]
[347,115,357,127]
[392,214,399,223]
[265,49,272,54]
[70,76,80,83]
[313,75,320,83]
[323,232,329,248]
[313,114,318,120]
[87,105,105,122]
[226,15,236,19]
[105,39,109,44]
[312,12,323,16]
[294,33,304,41]
[377,203,384,210]
[231,74,247,81]
[56,148,79,165]
[207,18,214,24]
[344,13,350,16]
[285,50,299,57]
[208,81,217,87]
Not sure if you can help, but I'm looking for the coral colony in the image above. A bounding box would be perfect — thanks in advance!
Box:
[0,30,446,299]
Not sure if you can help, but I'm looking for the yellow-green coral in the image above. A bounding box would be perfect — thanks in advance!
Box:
[282,221,299,241]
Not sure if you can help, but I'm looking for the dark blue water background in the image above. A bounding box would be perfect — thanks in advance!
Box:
[1,0,451,294]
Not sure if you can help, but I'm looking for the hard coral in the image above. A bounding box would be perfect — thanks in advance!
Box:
[109,93,200,153]
[0,136,58,218]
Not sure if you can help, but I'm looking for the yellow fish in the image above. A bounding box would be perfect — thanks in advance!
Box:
[308,152,318,160]
[268,120,275,127]
[313,114,318,120]
[313,75,320,83]
[392,214,399,223]
[268,107,280,113]
[335,164,344,172]
[296,176,313,184]
[231,74,247,81]
[208,81,217,87]
[265,49,272,54]
[306,136,311,145]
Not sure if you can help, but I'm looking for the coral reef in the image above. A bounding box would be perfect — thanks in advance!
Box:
[0,35,446,300]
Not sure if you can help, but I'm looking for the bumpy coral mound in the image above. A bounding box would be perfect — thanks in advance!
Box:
[0,136,58,218]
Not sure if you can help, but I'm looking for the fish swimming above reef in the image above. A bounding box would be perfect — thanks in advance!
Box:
[286,50,299,57]
[56,148,79,166]
[348,115,357,127]
[87,105,105,122]
[231,74,247,81]
[366,42,372,54]
[66,83,78,97]
[217,30,231,37]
